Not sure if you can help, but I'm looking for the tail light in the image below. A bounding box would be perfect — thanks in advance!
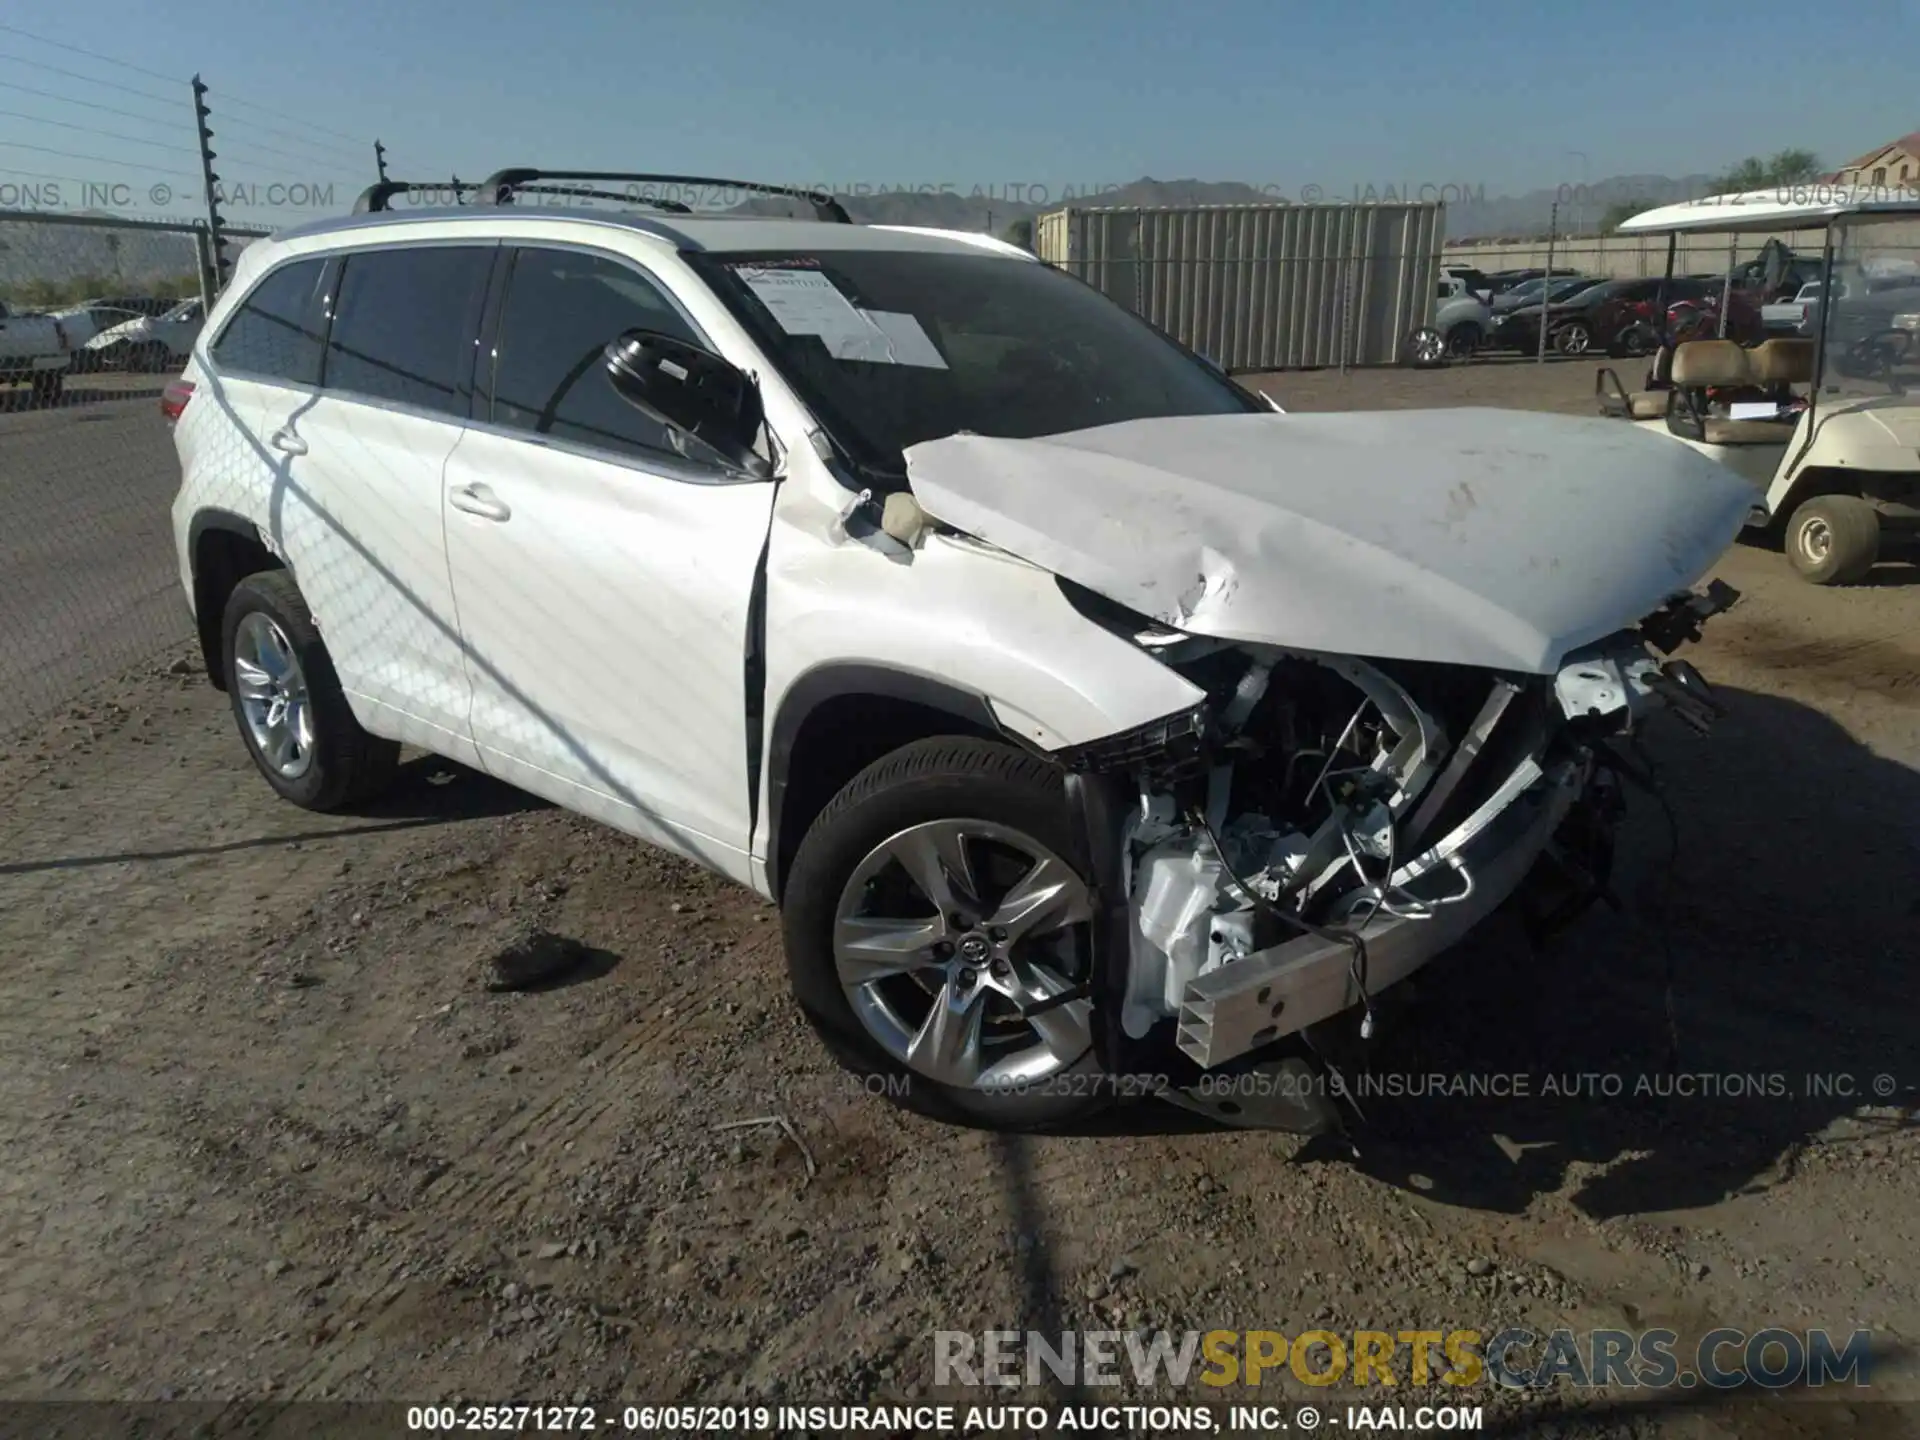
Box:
[160,379,195,423]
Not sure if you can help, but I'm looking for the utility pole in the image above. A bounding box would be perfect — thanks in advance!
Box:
[1537,201,1558,365]
[375,140,389,183]
[985,207,995,235]
[189,76,230,295]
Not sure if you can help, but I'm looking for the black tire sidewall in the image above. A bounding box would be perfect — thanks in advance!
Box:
[1787,496,1880,585]
[781,738,1110,1130]
[220,571,389,810]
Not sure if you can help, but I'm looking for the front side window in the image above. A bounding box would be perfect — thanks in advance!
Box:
[210,257,333,385]
[690,247,1260,471]
[485,247,702,461]
[323,245,493,416]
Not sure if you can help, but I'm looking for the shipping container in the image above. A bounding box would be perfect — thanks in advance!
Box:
[1035,202,1446,370]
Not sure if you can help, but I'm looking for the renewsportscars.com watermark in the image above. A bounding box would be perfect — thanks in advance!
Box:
[934,1326,1875,1391]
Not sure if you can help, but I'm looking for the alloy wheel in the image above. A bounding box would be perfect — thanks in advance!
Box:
[831,819,1095,1090]
[232,612,315,779]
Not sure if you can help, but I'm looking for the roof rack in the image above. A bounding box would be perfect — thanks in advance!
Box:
[353,179,482,214]
[475,169,852,224]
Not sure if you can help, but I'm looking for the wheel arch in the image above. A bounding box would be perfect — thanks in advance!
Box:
[188,508,284,689]
[764,664,1018,903]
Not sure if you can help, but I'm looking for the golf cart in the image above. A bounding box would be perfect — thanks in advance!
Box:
[1596,191,1920,584]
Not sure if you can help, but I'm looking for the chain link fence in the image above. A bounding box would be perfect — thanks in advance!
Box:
[0,211,266,737]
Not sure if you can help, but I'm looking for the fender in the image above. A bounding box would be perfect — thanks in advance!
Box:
[761,662,1002,900]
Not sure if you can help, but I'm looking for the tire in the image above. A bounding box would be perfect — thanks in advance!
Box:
[1553,320,1593,357]
[1444,322,1482,359]
[1406,326,1447,368]
[28,369,62,407]
[1612,322,1656,359]
[1785,494,1881,585]
[220,570,400,810]
[781,736,1110,1130]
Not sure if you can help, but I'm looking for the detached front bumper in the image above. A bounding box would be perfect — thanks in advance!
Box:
[1173,752,1584,1068]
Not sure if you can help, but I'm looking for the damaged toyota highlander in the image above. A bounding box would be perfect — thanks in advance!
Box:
[167,175,1754,1131]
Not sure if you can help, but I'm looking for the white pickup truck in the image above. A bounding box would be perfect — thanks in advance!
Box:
[0,300,73,404]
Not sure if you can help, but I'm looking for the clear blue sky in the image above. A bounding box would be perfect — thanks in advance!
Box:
[2,1,1916,227]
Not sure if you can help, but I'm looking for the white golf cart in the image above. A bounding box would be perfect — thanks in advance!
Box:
[1596,191,1920,584]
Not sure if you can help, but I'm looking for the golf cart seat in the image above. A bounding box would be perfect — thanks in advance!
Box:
[1596,345,1678,420]
[1749,337,1815,384]
[1669,339,1799,444]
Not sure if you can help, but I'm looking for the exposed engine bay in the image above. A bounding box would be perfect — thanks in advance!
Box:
[1052,579,1739,1079]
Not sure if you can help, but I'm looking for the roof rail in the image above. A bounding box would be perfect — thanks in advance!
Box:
[353,179,481,214]
[475,169,852,224]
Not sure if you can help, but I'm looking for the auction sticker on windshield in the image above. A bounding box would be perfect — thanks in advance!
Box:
[732,266,947,367]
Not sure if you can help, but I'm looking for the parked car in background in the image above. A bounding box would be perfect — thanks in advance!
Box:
[1762,280,1836,336]
[1492,277,1760,358]
[1483,266,1584,295]
[64,305,154,371]
[84,298,205,372]
[78,294,177,320]
[1432,275,1495,356]
[0,300,75,402]
[1490,274,1601,315]
[1439,263,1495,302]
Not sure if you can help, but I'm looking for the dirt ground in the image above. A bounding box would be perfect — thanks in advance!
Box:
[2,356,1916,1438]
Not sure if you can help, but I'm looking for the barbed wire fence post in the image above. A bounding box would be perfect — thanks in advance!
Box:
[188,76,230,296]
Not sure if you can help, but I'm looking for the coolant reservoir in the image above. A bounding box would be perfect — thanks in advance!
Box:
[1123,840,1226,1038]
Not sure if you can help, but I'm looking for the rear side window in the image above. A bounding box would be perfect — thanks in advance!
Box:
[323,246,493,416]
[485,247,702,462]
[210,258,333,385]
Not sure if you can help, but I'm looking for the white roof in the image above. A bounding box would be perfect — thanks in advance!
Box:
[1617,188,1920,236]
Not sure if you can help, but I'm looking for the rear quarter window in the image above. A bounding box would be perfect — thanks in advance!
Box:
[208,258,334,386]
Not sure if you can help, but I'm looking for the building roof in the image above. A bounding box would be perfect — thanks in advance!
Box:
[1823,130,1920,180]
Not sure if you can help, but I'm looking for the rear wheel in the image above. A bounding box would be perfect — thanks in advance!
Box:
[781,737,1108,1129]
[220,570,400,809]
[1785,494,1880,585]
[1444,322,1482,359]
[28,369,62,406]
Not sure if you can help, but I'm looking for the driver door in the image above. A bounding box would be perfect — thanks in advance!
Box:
[442,245,777,884]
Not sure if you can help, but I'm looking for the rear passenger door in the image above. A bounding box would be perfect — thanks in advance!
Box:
[257,242,495,763]
[441,244,777,884]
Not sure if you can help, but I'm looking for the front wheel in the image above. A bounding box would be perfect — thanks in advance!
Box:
[781,737,1109,1129]
[1444,322,1482,359]
[1406,326,1447,368]
[28,369,62,406]
[1785,494,1881,585]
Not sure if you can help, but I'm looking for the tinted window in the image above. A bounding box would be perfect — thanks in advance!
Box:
[211,258,332,385]
[487,248,701,461]
[323,246,492,416]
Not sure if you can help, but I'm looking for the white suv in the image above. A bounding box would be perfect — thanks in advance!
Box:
[167,173,1755,1129]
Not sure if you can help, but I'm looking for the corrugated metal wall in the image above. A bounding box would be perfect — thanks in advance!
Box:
[1035,202,1445,370]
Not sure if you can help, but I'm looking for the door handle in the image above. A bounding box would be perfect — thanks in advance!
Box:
[449,482,511,522]
[269,426,308,455]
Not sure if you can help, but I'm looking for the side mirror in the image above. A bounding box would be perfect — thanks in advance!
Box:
[604,330,771,478]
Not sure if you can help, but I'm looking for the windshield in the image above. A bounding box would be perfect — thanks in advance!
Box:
[1822,215,1920,401]
[689,248,1262,471]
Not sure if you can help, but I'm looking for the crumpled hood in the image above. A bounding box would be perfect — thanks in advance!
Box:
[904,410,1755,673]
